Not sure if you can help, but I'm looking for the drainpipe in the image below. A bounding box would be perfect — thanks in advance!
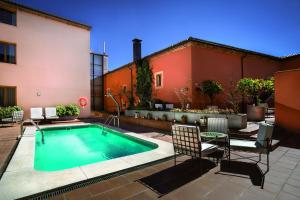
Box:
[241,53,247,112]
[241,53,247,78]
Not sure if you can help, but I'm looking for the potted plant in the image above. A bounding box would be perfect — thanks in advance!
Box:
[258,77,274,111]
[0,106,23,120]
[56,104,80,120]
[181,115,188,124]
[162,114,168,121]
[146,112,152,120]
[196,80,223,108]
[237,78,265,121]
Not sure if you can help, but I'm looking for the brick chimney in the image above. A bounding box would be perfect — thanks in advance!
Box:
[132,38,142,61]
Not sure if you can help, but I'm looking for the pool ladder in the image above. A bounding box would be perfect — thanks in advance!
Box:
[104,91,120,128]
[20,119,45,144]
[104,115,119,127]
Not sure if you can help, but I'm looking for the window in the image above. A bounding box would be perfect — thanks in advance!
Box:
[0,86,16,107]
[155,72,163,88]
[0,8,16,26]
[0,42,16,64]
[90,53,104,111]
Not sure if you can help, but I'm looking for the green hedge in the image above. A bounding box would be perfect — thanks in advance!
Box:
[56,104,80,117]
[0,106,22,119]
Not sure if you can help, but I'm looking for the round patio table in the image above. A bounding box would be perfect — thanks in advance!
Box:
[200,131,227,139]
[200,132,229,160]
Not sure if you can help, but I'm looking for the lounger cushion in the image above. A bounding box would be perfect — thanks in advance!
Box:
[46,116,59,119]
[31,117,44,120]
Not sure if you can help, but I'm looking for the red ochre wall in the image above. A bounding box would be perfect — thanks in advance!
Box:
[281,55,300,71]
[275,69,300,134]
[103,43,192,112]
[191,42,280,108]
[150,42,192,107]
[103,64,136,112]
[104,41,282,112]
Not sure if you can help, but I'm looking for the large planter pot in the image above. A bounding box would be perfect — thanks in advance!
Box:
[247,105,265,121]
[58,115,78,121]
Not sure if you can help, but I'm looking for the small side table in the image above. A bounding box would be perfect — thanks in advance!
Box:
[200,132,229,161]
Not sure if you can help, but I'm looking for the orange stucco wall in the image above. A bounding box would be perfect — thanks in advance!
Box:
[0,8,91,117]
[103,64,137,112]
[103,43,192,112]
[150,43,192,106]
[281,55,300,71]
[104,41,282,112]
[191,42,280,108]
[275,69,300,134]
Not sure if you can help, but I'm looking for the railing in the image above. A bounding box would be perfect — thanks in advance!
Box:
[21,119,45,144]
[104,115,119,127]
[104,91,120,128]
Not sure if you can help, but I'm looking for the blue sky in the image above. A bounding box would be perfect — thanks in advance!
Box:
[16,0,300,70]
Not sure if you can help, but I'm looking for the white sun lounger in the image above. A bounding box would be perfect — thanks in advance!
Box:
[45,107,59,120]
[30,107,44,121]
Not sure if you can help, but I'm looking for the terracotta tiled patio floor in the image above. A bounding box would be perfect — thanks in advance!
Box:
[1,121,300,200]
[0,125,20,176]
[46,144,300,200]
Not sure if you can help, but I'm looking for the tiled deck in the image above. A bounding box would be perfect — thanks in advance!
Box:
[1,121,300,200]
[0,125,20,176]
[45,145,300,200]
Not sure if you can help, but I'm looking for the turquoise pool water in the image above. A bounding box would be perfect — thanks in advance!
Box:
[34,125,158,171]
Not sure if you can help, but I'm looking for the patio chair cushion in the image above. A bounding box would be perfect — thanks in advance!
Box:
[201,142,218,156]
[230,139,257,148]
[256,122,274,148]
[207,117,228,134]
[230,139,269,153]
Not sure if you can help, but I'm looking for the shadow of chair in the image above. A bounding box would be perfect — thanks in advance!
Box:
[138,159,216,197]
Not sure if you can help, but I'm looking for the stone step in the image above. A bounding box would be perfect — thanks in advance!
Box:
[238,122,259,134]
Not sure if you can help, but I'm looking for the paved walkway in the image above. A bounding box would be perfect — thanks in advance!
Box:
[1,121,300,200]
[0,125,20,177]
[47,145,300,200]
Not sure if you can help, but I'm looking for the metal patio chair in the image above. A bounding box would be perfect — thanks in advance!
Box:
[171,124,218,167]
[229,122,274,189]
[1,110,24,126]
[207,117,229,134]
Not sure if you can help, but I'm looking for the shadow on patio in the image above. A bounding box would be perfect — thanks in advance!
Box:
[219,160,263,186]
[137,159,216,197]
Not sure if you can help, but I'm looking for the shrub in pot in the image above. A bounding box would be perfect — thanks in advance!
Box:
[0,106,22,119]
[181,115,188,124]
[146,112,152,119]
[237,78,265,121]
[56,104,80,120]
[162,114,168,121]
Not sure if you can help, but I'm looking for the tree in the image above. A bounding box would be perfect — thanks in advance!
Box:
[196,80,223,106]
[136,59,153,107]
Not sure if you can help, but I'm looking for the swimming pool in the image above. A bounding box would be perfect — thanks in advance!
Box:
[34,125,158,171]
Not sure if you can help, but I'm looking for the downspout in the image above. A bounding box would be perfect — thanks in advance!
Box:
[241,53,247,112]
[241,53,247,78]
